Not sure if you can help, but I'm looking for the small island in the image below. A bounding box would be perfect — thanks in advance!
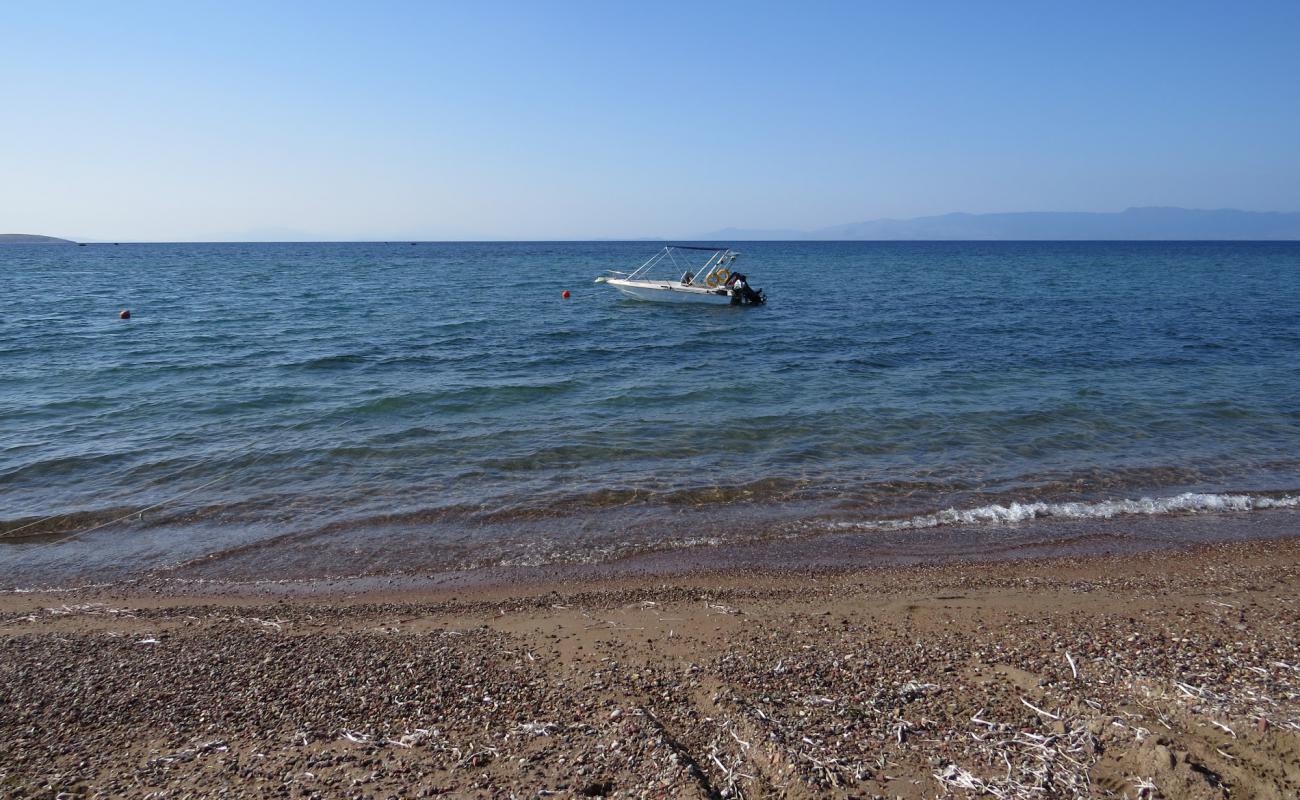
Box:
[0,234,76,244]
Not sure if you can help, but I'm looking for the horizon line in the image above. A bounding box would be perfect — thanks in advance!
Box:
[17,238,1300,245]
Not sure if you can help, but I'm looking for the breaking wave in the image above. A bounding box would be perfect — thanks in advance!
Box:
[832,492,1300,532]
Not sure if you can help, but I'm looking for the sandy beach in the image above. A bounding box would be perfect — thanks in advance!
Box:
[2,537,1298,799]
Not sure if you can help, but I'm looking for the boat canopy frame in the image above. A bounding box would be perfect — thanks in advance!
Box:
[608,245,739,286]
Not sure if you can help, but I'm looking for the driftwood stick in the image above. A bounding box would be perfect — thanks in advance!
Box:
[1019,696,1061,720]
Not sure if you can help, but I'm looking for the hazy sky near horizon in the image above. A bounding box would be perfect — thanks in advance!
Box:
[4,1,1300,241]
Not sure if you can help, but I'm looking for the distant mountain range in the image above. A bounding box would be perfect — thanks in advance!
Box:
[0,234,75,244]
[8,207,1300,243]
[699,207,1300,241]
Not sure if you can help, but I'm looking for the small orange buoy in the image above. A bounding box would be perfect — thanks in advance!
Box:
[561,290,570,299]
[119,309,131,319]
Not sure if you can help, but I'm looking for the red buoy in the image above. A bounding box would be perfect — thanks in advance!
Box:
[119,309,131,319]
[561,290,570,299]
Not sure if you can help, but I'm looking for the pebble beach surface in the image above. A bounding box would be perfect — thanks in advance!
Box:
[2,538,1298,799]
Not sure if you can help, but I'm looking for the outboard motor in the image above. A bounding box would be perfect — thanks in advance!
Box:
[726,272,766,305]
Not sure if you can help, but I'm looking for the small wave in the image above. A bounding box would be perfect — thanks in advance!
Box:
[348,380,582,416]
[0,506,142,540]
[283,353,370,370]
[829,492,1300,532]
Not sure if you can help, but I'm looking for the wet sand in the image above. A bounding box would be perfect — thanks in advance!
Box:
[2,538,1299,798]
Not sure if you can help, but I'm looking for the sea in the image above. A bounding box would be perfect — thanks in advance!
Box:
[2,241,1298,589]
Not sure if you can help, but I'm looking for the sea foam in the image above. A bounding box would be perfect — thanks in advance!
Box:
[833,492,1300,532]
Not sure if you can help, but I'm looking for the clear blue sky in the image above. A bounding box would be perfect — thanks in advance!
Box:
[4,1,1298,240]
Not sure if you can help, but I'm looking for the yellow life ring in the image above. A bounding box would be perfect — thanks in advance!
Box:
[716,268,731,284]
[706,274,719,288]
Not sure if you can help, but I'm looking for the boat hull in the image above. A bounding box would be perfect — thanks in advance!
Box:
[605,279,734,304]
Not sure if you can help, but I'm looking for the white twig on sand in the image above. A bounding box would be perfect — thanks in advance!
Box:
[1065,651,1079,680]
[44,602,135,618]
[971,710,997,729]
[385,728,432,748]
[1174,681,1220,701]
[705,602,740,615]
[1208,719,1237,738]
[452,748,497,770]
[1020,696,1061,720]
[516,721,558,737]
[892,720,911,744]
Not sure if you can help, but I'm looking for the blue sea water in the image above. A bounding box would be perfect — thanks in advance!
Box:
[2,241,1298,585]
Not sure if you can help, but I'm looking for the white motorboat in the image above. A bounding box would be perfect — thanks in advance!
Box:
[594,246,765,305]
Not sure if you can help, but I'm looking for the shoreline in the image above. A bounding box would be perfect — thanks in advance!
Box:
[6,478,1298,590]
[5,506,1296,601]
[3,537,1298,797]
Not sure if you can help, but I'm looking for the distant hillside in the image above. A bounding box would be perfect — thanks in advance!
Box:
[698,207,1300,241]
[0,234,75,244]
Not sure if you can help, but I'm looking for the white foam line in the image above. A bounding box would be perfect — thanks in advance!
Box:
[828,492,1300,532]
